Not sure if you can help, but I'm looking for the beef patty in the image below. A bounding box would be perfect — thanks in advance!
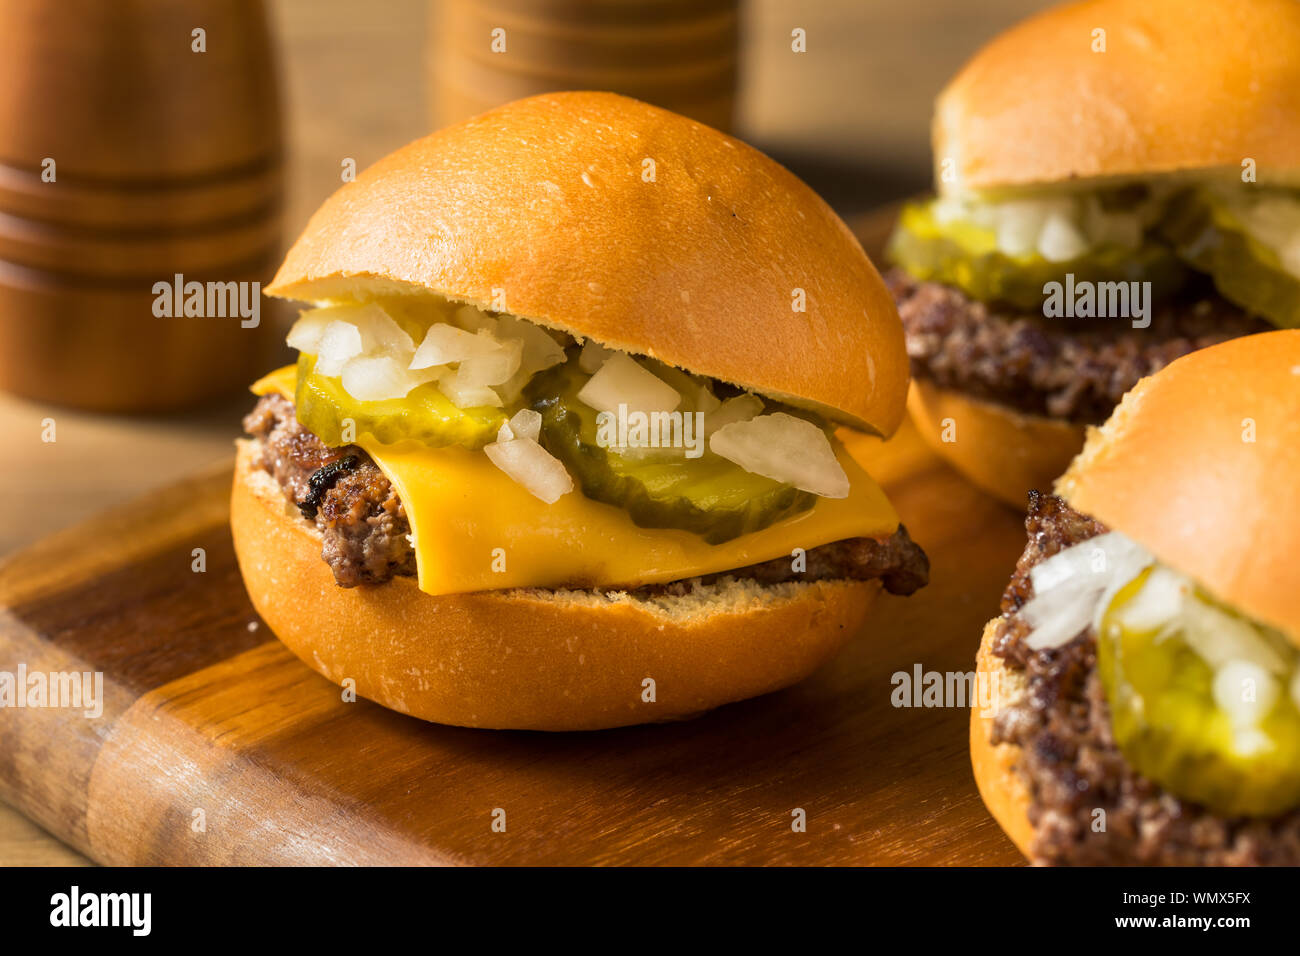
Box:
[887,269,1271,424]
[243,393,930,595]
[990,492,1300,865]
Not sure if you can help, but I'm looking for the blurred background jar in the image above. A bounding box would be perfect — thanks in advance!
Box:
[430,0,739,133]
[0,0,284,413]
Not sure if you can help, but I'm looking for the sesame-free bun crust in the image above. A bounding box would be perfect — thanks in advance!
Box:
[266,91,907,436]
[971,618,1035,860]
[935,0,1300,192]
[907,380,1087,509]
[1058,329,1300,646]
[231,441,880,731]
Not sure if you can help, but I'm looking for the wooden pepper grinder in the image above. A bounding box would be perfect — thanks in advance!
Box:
[0,0,284,412]
[431,0,739,133]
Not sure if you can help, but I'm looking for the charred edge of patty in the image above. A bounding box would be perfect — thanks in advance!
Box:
[988,491,1300,866]
[298,456,361,520]
[241,393,930,596]
[886,268,1272,425]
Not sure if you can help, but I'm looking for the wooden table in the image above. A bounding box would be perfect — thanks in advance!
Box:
[0,0,1050,865]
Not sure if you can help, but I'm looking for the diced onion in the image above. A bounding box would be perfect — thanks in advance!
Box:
[286,308,336,353]
[1021,532,1154,650]
[507,408,542,443]
[340,355,435,401]
[438,368,504,408]
[1037,211,1089,262]
[454,339,523,387]
[410,325,501,369]
[484,437,573,503]
[708,412,849,498]
[313,321,364,376]
[705,393,763,435]
[578,353,681,415]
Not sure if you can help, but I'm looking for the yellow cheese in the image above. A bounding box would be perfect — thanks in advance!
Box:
[252,366,899,595]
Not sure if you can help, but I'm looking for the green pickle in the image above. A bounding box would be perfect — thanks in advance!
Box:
[526,359,815,544]
[887,200,1187,310]
[1099,571,1300,817]
[295,353,505,449]
[1160,188,1300,328]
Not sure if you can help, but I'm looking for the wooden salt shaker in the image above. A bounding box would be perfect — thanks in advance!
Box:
[0,0,284,412]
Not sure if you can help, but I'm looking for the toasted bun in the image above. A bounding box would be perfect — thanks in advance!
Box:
[266,91,906,436]
[935,0,1300,192]
[231,441,880,731]
[1057,329,1300,646]
[971,618,1035,859]
[907,380,1087,509]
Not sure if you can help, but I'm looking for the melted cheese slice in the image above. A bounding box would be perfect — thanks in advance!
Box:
[253,365,899,596]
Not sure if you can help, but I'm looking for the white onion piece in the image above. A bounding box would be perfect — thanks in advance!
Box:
[995,200,1048,257]
[1213,659,1279,728]
[313,321,364,375]
[455,339,522,387]
[1021,532,1154,650]
[496,421,514,443]
[1110,565,1187,633]
[438,368,503,408]
[578,353,681,415]
[1180,598,1290,675]
[285,308,336,353]
[410,325,501,369]
[1037,212,1089,262]
[507,408,542,443]
[1023,586,1106,651]
[708,412,849,498]
[353,305,415,355]
[484,437,573,503]
[340,355,435,401]
[705,393,763,435]
[579,339,616,373]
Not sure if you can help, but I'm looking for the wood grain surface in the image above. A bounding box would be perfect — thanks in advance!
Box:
[0,0,1055,866]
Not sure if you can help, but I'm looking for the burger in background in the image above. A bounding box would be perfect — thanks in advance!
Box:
[885,0,1300,506]
[972,330,1300,865]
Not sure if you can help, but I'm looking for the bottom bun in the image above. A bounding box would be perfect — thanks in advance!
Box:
[231,441,880,731]
[970,618,1036,859]
[907,380,1086,509]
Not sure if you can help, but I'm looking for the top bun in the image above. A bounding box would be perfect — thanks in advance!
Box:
[934,0,1300,193]
[1057,329,1300,645]
[267,91,907,437]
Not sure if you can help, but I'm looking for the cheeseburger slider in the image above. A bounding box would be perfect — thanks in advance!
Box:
[887,0,1300,505]
[973,329,1300,865]
[233,92,927,732]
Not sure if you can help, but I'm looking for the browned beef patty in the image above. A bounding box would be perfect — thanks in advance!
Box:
[243,393,929,595]
[887,269,1271,424]
[990,493,1300,865]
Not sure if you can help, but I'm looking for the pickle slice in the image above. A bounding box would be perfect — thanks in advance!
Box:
[525,358,815,543]
[887,200,1188,310]
[1099,571,1300,817]
[295,353,506,449]
[1159,187,1300,329]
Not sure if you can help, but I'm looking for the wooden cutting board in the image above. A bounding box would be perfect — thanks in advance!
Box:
[0,206,1027,865]
[0,423,1027,866]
